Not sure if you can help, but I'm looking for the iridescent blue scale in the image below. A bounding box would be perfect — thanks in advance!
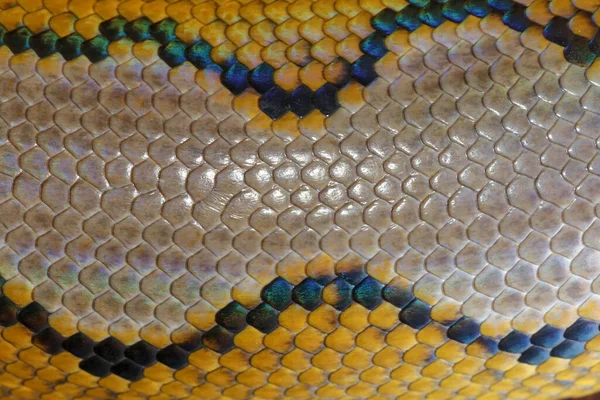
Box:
[221,62,250,95]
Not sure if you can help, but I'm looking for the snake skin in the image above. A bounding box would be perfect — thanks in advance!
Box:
[1,0,600,399]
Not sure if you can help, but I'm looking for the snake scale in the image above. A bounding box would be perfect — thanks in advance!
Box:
[0,0,600,398]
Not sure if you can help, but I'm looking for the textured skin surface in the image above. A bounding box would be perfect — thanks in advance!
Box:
[1,0,600,399]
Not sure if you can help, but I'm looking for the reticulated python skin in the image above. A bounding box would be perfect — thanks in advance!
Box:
[1,0,600,399]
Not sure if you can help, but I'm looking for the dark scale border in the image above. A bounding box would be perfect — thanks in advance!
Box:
[1,268,599,382]
[0,0,597,123]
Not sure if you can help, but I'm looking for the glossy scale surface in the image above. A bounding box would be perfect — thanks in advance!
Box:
[1,0,600,399]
